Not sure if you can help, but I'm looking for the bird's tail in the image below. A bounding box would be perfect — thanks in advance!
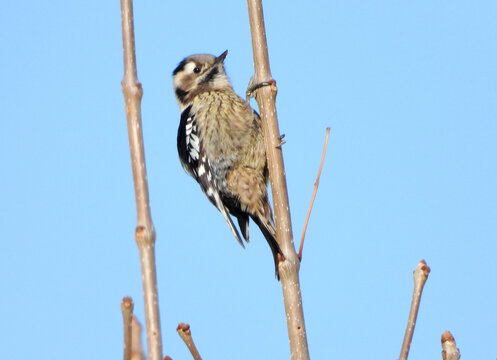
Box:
[252,215,282,280]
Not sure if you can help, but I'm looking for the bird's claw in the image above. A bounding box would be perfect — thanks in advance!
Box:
[246,77,277,102]
[275,134,286,148]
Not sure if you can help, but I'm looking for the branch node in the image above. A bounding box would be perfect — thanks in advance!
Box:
[134,225,156,247]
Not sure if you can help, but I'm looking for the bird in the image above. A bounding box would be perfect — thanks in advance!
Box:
[172,50,282,278]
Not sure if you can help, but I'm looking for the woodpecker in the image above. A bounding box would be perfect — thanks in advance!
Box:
[172,50,282,278]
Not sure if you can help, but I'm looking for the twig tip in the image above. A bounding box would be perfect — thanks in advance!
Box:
[177,322,191,334]
[416,259,431,277]
[121,296,134,311]
[441,330,460,360]
[298,125,331,260]
[441,330,455,344]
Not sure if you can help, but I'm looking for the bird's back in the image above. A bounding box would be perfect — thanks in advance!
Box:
[191,89,268,190]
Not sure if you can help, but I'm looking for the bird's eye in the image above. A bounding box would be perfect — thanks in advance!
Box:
[193,67,201,74]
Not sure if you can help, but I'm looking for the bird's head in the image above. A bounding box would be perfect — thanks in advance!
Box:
[172,50,230,108]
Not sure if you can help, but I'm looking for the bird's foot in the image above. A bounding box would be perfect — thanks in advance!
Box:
[246,77,277,102]
[276,134,286,148]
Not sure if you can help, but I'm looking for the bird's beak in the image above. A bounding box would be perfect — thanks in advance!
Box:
[216,50,228,63]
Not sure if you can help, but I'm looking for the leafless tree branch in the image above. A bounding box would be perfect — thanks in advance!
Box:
[122,297,134,360]
[120,0,162,359]
[299,127,330,260]
[177,323,202,360]
[399,260,431,360]
[131,316,145,360]
[246,1,309,358]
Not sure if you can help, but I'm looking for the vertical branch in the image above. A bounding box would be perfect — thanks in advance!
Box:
[399,260,431,360]
[246,1,309,359]
[131,316,146,360]
[122,297,134,360]
[120,1,162,359]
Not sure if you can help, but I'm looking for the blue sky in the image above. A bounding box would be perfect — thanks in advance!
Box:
[1,1,496,359]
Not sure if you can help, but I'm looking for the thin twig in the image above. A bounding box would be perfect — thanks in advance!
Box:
[246,1,309,359]
[399,260,431,360]
[177,323,202,360]
[120,1,162,359]
[122,297,134,360]
[298,127,330,260]
[441,330,460,360]
[131,316,145,360]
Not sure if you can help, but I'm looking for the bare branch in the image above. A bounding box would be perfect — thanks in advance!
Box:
[298,127,330,260]
[120,0,162,359]
[441,330,460,360]
[177,323,202,360]
[399,260,431,360]
[131,316,145,360]
[246,1,309,359]
[122,297,134,360]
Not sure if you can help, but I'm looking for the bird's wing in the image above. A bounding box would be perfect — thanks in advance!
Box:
[198,156,245,248]
[177,105,199,178]
[177,105,245,248]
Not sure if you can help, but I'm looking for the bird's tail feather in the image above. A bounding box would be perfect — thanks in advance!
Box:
[213,191,245,248]
[236,215,250,243]
[252,216,282,280]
